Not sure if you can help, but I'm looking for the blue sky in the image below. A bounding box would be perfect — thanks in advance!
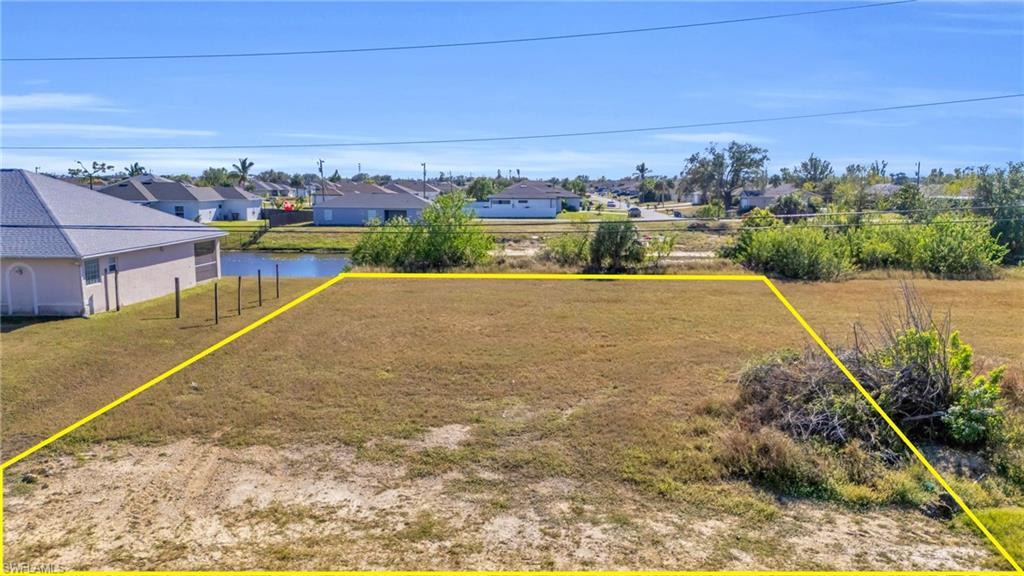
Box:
[2,1,1022,179]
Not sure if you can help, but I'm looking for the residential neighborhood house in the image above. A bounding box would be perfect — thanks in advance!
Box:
[738,183,800,212]
[469,181,581,219]
[1,169,226,317]
[98,174,263,221]
[384,180,442,200]
[313,184,432,225]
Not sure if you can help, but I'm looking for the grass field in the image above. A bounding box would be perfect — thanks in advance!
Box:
[228,219,734,253]
[3,274,1022,570]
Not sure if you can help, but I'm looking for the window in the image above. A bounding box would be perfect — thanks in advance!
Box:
[323,209,333,221]
[174,206,185,218]
[518,200,528,204]
[107,256,118,273]
[84,259,101,285]
[494,199,511,205]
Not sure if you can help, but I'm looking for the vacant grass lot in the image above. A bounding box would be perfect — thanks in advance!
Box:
[1,277,323,460]
[3,275,1021,570]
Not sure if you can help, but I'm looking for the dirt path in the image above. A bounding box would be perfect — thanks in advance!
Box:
[4,437,993,571]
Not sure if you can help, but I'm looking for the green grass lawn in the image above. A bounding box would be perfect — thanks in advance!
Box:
[210,220,268,250]
[556,211,627,221]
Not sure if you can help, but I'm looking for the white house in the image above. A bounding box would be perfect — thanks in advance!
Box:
[469,182,581,219]
[1,169,227,317]
[99,175,263,222]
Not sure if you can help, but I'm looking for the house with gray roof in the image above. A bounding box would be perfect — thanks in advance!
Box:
[1,169,226,317]
[468,181,581,219]
[739,183,801,212]
[313,186,432,225]
[384,180,442,200]
[99,175,262,221]
[249,179,295,198]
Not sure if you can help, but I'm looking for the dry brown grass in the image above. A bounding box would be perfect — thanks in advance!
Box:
[0,277,322,460]
[3,274,1022,570]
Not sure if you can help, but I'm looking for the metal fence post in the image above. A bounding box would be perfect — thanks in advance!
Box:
[114,269,121,312]
[174,277,181,319]
[214,283,219,325]
[275,264,280,299]
[237,276,242,315]
[258,269,263,307]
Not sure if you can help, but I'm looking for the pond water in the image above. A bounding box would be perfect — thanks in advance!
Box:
[220,251,350,277]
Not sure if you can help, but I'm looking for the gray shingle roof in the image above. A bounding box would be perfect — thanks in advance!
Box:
[99,177,259,203]
[494,181,576,200]
[314,189,431,210]
[213,186,262,201]
[2,169,225,259]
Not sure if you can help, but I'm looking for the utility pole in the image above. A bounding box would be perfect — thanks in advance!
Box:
[316,158,325,204]
[915,161,921,188]
[421,162,427,198]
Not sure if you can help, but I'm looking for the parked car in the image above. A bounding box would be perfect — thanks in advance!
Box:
[607,201,617,208]
[628,207,642,218]
[672,210,683,218]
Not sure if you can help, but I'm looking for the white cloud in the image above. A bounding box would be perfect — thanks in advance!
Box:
[1,123,216,139]
[0,92,117,112]
[653,131,772,144]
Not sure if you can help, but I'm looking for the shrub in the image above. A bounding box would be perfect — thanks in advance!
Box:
[738,224,852,280]
[542,230,589,266]
[695,200,725,219]
[352,193,494,270]
[846,220,918,269]
[588,220,645,271]
[913,213,1008,278]
[944,366,1005,446]
[644,232,679,267]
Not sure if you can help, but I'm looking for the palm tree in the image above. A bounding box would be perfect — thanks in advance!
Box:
[232,157,255,186]
[125,162,147,177]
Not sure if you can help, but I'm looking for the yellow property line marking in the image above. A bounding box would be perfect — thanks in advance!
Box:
[763,277,1021,572]
[0,273,347,472]
[0,272,1018,573]
[2,572,1023,576]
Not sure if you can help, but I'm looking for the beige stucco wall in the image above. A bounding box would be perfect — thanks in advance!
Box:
[1,258,84,316]
[80,240,221,316]
[2,239,221,317]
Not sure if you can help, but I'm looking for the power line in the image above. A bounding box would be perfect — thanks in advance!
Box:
[5,94,1021,152]
[2,1,914,63]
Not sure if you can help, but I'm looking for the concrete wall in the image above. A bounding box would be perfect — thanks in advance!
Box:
[1,259,84,316]
[314,207,423,226]
[468,198,559,219]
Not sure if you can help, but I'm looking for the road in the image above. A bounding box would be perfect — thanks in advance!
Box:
[586,193,676,221]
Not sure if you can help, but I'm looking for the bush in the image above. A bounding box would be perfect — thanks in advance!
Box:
[695,200,725,219]
[739,224,852,281]
[542,230,589,266]
[588,221,645,271]
[913,213,1008,278]
[944,366,1005,446]
[731,210,1008,280]
[351,193,494,270]
[846,220,918,269]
